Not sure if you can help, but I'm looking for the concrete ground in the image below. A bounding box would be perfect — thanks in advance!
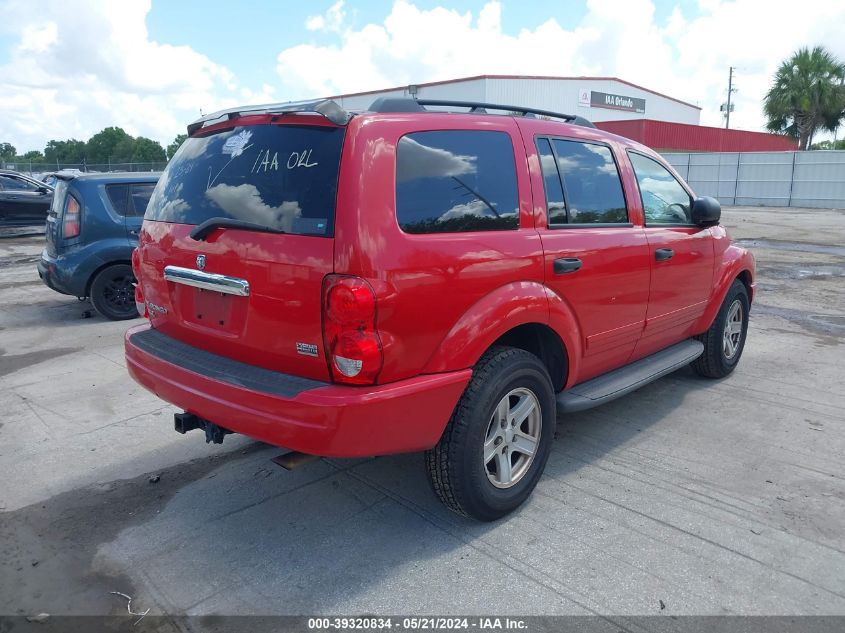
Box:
[1,206,844,619]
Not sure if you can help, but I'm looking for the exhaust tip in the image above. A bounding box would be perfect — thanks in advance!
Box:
[271,451,320,471]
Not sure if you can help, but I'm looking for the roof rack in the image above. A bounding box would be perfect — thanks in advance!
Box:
[369,97,595,128]
[186,99,351,135]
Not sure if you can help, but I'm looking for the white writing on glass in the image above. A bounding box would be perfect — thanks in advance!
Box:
[252,149,280,173]
[287,149,318,169]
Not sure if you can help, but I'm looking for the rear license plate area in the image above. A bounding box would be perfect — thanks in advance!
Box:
[189,288,233,328]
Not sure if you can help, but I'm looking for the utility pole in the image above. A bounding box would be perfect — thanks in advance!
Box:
[725,66,735,129]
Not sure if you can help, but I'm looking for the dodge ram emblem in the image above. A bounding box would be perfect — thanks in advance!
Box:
[196,254,206,270]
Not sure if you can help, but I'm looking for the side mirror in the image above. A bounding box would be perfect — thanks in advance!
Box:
[37,186,52,194]
[691,196,721,226]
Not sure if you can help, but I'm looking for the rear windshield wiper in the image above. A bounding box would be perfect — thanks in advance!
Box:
[189,217,287,241]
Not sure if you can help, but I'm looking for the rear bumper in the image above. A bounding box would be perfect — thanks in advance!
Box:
[124,324,471,457]
[37,250,73,295]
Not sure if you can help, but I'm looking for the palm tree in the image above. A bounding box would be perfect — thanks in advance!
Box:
[764,46,845,150]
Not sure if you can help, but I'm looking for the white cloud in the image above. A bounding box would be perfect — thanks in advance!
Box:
[276,0,845,133]
[0,0,274,153]
[3,0,845,154]
[306,1,346,32]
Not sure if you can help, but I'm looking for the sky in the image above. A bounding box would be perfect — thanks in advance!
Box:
[1,0,844,153]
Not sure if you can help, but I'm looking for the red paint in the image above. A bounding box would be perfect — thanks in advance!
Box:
[125,323,471,457]
[126,109,755,457]
[595,119,798,152]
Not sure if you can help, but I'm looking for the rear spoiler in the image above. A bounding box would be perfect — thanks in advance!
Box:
[52,172,83,182]
[187,99,351,135]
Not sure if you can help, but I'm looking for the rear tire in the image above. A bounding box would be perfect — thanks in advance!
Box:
[425,346,555,521]
[89,264,139,321]
[692,280,749,378]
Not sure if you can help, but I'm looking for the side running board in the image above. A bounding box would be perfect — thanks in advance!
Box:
[556,339,704,414]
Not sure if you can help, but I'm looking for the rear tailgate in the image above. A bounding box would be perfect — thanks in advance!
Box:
[136,118,344,382]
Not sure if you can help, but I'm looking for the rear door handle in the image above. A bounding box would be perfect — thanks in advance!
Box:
[655,248,674,261]
[554,257,582,275]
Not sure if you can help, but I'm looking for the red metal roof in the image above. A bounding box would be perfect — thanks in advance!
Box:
[595,119,798,152]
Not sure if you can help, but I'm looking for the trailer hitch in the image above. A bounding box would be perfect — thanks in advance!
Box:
[174,412,232,444]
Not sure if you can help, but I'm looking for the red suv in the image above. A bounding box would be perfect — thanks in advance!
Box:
[126,98,755,521]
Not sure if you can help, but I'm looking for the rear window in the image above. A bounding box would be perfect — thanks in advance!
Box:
[50,181,68,215]
[145,124,345,236]
[396,130,519,234]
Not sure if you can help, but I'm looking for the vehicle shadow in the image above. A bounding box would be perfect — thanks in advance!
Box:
[78,367,710,615]
[544,364,705,482]
[0,290,141,329]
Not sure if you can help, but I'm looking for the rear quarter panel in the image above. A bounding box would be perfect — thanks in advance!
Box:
[334,114,547,384]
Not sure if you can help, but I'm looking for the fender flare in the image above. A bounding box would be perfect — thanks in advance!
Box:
[694,245,755,332]
[422,281,583,384]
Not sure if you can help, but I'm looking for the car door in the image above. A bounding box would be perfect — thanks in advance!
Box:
[531,136,651,383]
[0,174,52,226]
[627,151,715,358]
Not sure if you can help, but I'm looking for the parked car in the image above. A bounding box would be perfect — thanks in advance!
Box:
[41,169,84,189]
[37,172,160,320]
[0,169,53,227]
[125,98,755,521]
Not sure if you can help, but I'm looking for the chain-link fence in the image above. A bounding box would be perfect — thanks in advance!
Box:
[1,161,167,177]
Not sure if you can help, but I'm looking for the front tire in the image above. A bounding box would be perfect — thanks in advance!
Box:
[89,264,139,321]
[425,346,555,521]
[692,280,749,378]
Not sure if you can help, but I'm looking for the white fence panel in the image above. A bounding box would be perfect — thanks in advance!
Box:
[661,150,845,209]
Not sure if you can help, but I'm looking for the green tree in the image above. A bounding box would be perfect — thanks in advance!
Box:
[44,139,86,164]
[0,142,16,160]
[22,150,45,161]
[810,139,845,150]
[131,136,166,162]
[764,46,845,150]
[166,134,188,160]
[86,127,134,163]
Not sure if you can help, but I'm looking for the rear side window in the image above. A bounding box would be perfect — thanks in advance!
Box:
[129,183,156,216]
[628,152,693,224]
[537,139,566,224]
[106,184,129,215]
[146,124,345,236]
[107,183,158,217]
[547,139,628,225]
[396,130,519,234]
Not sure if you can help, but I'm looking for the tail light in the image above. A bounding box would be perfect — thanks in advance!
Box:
[63,195,81,238]
[322,275,383,385]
